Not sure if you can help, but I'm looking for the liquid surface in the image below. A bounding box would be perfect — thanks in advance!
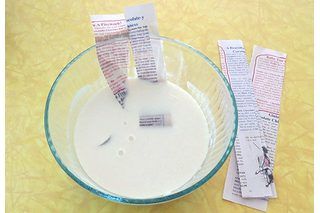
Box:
[74,79,210,198]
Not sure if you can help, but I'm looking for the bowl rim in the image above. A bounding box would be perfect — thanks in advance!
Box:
[44,36,238,205]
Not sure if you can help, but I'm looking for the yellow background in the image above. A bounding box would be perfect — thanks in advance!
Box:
[6,0,314,212]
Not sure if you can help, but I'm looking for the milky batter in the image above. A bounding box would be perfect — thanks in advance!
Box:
[74,79,210,198]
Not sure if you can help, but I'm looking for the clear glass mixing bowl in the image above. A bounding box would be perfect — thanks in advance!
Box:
[44,36,238,204]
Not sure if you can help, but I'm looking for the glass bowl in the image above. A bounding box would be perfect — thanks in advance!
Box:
[44,36,238,204]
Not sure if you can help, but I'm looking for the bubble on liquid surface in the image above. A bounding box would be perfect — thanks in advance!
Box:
[118,149,125,156]
[128,135,135,142]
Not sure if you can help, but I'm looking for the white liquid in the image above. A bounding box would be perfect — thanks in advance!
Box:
[74,79,209,198]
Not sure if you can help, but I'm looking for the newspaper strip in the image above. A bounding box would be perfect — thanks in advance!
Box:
[218,40,273,198]
[125,3,166,82]
[250,46,286,170]
[139,113,172,127]
[223,45,287,211]
[224,150,269,211]
[91,14,130,108]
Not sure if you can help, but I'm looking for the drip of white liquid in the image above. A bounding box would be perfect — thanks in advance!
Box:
[74,79,210,198]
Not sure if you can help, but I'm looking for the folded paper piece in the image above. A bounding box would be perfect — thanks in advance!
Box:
[221,43,287,211]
